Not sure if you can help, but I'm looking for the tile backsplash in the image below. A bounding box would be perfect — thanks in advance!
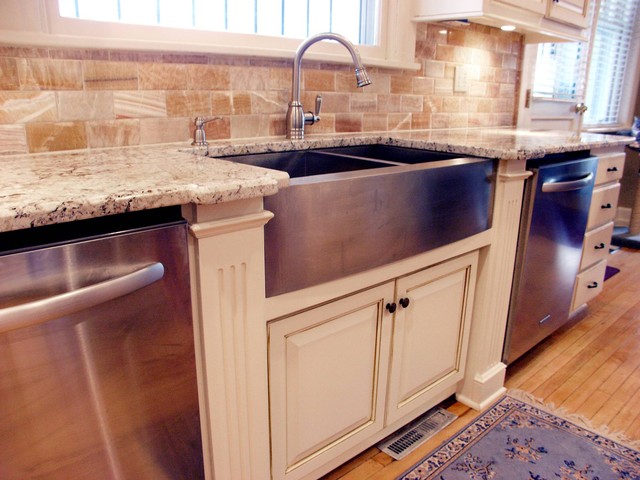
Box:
[0,23,522,155]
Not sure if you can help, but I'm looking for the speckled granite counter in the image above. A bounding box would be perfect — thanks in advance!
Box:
[203,128,632,161]
[0,127,633,233]
[0,144,289,233]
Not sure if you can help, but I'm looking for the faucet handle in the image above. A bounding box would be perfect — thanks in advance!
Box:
[305,94,322,126]
[194,116,220,127]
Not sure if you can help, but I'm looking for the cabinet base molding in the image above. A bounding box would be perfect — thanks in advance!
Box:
[456,362,507,411]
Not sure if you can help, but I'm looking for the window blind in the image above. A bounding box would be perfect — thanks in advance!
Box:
[584,0,640,125]
[58,0,378,45]
[532,42,586,100]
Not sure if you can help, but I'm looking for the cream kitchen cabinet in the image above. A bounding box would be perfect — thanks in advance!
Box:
[267,251,478,480]
[414,0,591,42]
[495,0,589,27]
[571,151,625,312]
[546,0,589,27]
[385,254,477,425]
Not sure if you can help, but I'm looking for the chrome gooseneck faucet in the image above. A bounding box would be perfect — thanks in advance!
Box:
[286,32,372,140]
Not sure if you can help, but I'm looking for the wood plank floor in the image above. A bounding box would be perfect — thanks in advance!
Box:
[324,247,640,479]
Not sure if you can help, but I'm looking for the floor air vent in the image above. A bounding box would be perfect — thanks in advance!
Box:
[377,407,457,460]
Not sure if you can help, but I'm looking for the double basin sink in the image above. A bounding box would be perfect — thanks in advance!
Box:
[219,145,496,297]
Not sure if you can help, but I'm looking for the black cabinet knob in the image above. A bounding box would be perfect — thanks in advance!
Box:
[386,302,397,313]
[601,203,612,209]
[607,166,619,172]
[587,282,599,289]
[594,242,606,250]
[399,297,410,308]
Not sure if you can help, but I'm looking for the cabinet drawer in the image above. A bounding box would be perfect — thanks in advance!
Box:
[573,260,607,310]
[587,183,620,230]
[595,153,625,185]
[580,222,614,271]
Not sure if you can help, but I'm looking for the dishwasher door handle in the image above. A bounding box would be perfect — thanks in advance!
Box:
[541,172,593,193]
[0,262,165,334]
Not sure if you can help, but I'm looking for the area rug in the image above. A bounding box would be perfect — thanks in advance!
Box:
[398,394,640,479]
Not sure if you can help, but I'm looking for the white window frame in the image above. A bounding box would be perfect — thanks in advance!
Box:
[0,0,419,70]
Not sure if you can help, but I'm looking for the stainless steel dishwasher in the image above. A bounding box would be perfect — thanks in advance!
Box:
[0,208,204,479]
[503,153,598,365]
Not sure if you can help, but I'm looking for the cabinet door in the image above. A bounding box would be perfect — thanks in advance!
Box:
[268,282,394,480]
[386,252,478,425]
[494,0,546,14]
[546,0,589,28]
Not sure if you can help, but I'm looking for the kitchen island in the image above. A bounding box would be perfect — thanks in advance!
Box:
[0,128,632,480]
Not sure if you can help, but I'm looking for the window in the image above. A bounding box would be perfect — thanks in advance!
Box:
[57,0,378,46]
[530,0,640,129]
[0,0,417,69]
[584,0,640,125]
[532,42,586,100]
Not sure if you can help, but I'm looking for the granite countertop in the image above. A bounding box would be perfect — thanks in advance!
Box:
[0,127,633,233]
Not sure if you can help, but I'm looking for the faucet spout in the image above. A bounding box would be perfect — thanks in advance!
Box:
[287,32,371,140]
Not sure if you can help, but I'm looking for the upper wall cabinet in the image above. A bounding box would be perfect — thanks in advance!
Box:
[546,0,589,28]
[414,0,591,42]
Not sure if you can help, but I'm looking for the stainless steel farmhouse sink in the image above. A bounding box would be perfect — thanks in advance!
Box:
[219,145,496,297]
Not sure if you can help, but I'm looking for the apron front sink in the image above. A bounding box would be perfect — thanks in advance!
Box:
[219,145,496,297]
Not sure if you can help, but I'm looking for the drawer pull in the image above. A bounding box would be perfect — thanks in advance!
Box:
[587,281,599,289]
[601,203,613,209]
[607,166,619,172]
[386,302,397,313]
[398,297,410,308]
[594,242,606,250]
[539,314,552,325]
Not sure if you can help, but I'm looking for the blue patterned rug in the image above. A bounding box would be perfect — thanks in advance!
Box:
[398,395,640,479]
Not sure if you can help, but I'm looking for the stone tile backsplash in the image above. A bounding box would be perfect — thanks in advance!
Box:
[0,23,522,155]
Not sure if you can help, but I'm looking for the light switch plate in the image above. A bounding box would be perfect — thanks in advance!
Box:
[454,66,468,93]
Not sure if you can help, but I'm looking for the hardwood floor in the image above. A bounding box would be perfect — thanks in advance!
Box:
[324,247,640,479]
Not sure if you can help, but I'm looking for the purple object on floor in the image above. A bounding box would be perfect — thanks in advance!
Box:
[605,265,620,281]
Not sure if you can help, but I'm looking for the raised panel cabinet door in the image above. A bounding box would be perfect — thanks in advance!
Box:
[268,282,394,480]
[492,0,546,14]
[386,251,478,425]
[546,0,589,28]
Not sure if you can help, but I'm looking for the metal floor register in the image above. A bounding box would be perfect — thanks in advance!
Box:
[377,407,457,460]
